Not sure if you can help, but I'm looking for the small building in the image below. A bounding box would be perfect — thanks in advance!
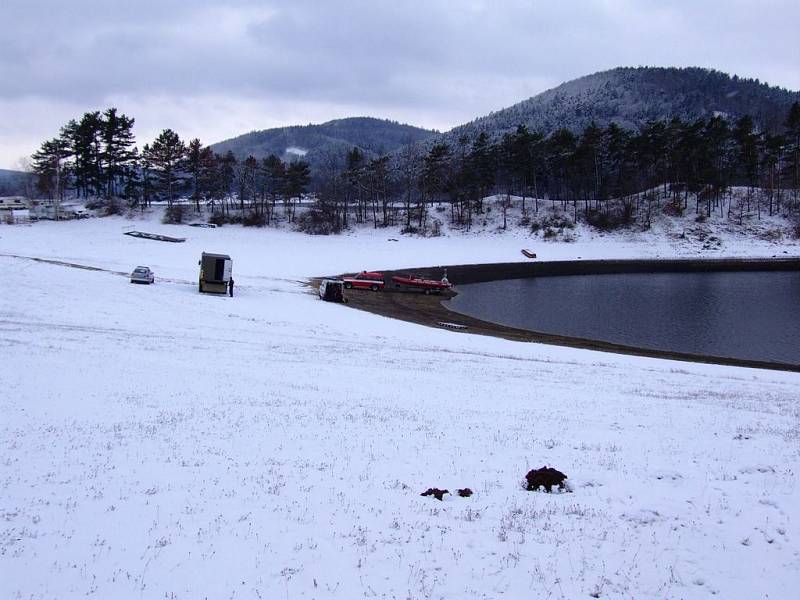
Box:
[7,209,31,224]
[0,197,29,224]
[0,196,28,210]
[28,200,87,220]
[199,252,232,294]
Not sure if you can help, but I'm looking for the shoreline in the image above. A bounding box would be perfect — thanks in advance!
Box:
[334,257,800,373]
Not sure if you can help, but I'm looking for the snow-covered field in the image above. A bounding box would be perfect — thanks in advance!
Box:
[1,208,799,599]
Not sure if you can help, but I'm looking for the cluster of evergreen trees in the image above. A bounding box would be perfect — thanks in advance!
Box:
[312,102,800,232]
[33,108,137,201]
[141,132,312,223]
[32,102,800,232]
[32,110,312,223]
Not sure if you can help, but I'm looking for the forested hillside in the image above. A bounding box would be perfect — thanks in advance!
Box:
[0,169,25,195]
[210,117,438,168]
[24,67,800,238]
[447,67,799,143]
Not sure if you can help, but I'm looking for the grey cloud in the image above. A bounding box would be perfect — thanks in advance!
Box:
[1,0,798,166]
[3,1,798,103]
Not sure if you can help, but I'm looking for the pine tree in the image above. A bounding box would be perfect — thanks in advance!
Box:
[500,125,539,213]
[65,112,104,198]
[547,128,577,212]
[365,155,390,227]
[762,133,785,216]
[639,120,669,195]
[785,102,800,200]
[143,129,187,207]
[732,116,759,189]
[237,155,259,212]
[665,117,686,201]
[32,137,71,202]
[704,116,731,203]
[450,134,472,226]
[469,132,496,220]
[285,161,311,222]
[678,119,706,209]
[140,144,153,207]
[216,151,238,216]
[261,154,286,224]
[198,146,217,201]
[345,147,365,224]
[101,108,136,200]
[122,147,142,206]
[397,143,423,230]
[421,143,452,229]
[186,138,204,211]
[573,122,605,215]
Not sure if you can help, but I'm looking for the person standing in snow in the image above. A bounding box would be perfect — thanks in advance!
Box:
[228,277,234,297]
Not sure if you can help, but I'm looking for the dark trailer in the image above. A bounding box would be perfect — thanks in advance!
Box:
[318,278,346,303]
[199,252,232,294]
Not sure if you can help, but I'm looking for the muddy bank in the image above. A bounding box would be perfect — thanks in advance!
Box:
[406,256,800,284]
[323,258,800,373]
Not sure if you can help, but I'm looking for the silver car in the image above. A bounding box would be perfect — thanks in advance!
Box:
[130,266,155,284]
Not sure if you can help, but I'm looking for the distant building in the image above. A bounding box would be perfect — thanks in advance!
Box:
[28,200,89,220]
[0,196,27,210]
[7,209,31,224]
[0,197,30,224]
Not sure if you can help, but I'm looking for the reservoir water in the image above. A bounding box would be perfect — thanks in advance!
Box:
[448,271,800,365]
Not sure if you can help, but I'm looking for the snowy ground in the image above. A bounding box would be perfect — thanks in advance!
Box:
[1,206,799,599]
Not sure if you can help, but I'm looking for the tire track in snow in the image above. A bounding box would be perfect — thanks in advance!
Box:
[0,253,307,292]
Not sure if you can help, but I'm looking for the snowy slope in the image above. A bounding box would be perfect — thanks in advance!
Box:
[446,66,800,143]
[210,117,437,169]
[1,215,799,599]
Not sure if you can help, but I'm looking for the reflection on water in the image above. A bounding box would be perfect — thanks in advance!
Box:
[448,271,800,364]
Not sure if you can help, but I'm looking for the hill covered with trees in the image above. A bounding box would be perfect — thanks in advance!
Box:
[446,67,799,144]
[0,169,26,196]
[24,66,800,238]
[210,117,438,168]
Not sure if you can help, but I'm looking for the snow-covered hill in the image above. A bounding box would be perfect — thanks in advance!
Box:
[210,117,437,167]
[0,168,26,196]
[445,66,799,142]
[209,67,799,166]
[1,216,799,599]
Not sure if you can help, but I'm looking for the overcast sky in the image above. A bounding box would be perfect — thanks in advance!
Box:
[1,0,798,168]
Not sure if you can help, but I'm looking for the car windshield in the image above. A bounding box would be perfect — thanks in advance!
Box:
[134,268,147,274]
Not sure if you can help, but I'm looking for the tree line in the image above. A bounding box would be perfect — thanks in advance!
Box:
[31,102,800,231]
[310,102,800,233]
[31,110,311,224]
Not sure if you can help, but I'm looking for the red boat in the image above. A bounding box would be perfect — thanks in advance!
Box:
[343,271,385,291]
[390,274,452,294]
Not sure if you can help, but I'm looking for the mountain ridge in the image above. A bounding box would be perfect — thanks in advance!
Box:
[210,116,438,168]
[0,168,27,196]
[445,66,799,142]
[209,67,799,171]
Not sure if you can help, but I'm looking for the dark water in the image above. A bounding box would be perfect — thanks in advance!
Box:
[448,271,800,364]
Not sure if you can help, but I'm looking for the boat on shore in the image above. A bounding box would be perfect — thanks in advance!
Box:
[390,274,452,294]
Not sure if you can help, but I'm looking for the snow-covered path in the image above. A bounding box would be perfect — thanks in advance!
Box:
[1,216,799,598]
